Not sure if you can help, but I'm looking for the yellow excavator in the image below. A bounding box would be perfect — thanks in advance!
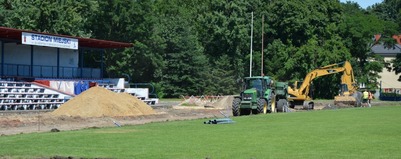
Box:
[287,61,361,109]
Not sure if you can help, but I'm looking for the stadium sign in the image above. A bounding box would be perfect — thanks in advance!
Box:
[21,32,78,50]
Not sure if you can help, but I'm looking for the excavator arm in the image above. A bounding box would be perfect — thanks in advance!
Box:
[288,61,357,104]
[340,61,358,95]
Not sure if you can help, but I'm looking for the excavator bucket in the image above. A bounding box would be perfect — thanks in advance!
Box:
[334,95,357,107]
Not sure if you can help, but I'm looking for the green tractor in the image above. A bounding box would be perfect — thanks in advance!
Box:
[232,76,288,116]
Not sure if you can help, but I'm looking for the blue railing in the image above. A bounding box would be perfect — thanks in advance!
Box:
[0,63,101,78]
[379,92,401,101]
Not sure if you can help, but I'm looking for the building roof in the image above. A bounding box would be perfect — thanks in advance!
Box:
[371,34,401,56]
[371,44,401,57]
[0,27,133,49]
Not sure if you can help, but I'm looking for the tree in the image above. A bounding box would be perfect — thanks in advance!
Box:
[196,0,261,80]
[87,0,164,83]
[146,0,209,97]
[202,54,238,95]
[369,0,401,25]
[370,0,401,82]
[340,2,398,89]
[158,18,208,97]
[265,0,349,98]
[390,54,401,81]
[2,0,97,37]
[0,0,10,24]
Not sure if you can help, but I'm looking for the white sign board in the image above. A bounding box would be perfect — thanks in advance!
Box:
[21,32,78,50]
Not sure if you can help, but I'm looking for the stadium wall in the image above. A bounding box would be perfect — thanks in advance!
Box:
[3,43,78,67]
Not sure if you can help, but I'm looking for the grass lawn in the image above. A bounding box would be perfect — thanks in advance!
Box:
[1,106,401,158]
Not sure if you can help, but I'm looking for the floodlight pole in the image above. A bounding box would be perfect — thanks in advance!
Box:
[249,12,254,77]
[261,15,264,76]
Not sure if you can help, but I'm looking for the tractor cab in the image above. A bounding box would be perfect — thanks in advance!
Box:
[243,77,272,95]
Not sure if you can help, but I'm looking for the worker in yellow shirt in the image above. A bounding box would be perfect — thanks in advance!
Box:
[362,90,369,107]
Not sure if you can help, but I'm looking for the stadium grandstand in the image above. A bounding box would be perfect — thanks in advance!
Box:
[0,27,157,110]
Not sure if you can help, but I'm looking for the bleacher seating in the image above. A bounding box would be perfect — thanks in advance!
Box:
[97,82,125,93]
[0,81,69,110]
[0,79,158,109]
[98,83,156,105]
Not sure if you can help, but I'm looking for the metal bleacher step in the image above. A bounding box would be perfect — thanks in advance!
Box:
[0,81,70,111]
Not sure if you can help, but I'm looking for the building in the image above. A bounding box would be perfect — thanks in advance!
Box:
[0,27,157,110]
[371,35,401,98]
[0,27,133,79]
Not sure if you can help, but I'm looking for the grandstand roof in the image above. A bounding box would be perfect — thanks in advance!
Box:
[0,27,133,49]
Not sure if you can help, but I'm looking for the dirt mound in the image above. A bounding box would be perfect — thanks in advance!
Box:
[321,102,355,109]
[211,96,234,109]
[51,87,155,117]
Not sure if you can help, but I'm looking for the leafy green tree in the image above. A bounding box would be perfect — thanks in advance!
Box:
[264,40,294,81]
[340,2,397,90]
[264,0,349,98]
[0,0,10,24]
[370,0,401,82]
[87,0,164,83]
[391,54,401,81]
[2,0,97,37]
[151,3,208,97]
[267,0,342,47]
[197,0,261,79]
[202,54,238,95]
[369,0,400,25]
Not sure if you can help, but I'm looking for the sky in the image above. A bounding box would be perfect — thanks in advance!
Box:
[340,0,383,9]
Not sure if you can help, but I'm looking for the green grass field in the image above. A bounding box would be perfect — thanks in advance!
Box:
[1,106,401,159]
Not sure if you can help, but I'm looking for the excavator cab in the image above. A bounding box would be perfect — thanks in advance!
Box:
[339,84,349,96]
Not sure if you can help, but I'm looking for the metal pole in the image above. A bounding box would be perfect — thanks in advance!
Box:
[379,80,382,100]
[249,12,253,77]
[38,113,41,131]
[80,49,84,78]
[261,15,264,76]
[31,45,33,77]
[101,49,105,78]
[57,48,60,78]
[1,41,3,76]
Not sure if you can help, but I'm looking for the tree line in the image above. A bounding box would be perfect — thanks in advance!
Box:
[1,0,400,98]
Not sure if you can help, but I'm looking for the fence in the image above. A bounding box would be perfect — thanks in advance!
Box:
[379,88,401,101]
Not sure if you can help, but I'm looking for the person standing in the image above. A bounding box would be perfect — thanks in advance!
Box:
[362,89,369,107]
[368,91,374,107]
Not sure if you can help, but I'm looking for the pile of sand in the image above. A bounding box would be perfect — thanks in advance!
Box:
[51,86,155,117]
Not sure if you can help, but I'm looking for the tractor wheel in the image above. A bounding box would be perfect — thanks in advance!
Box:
[257,98,267,114]
[232,98,241,116]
